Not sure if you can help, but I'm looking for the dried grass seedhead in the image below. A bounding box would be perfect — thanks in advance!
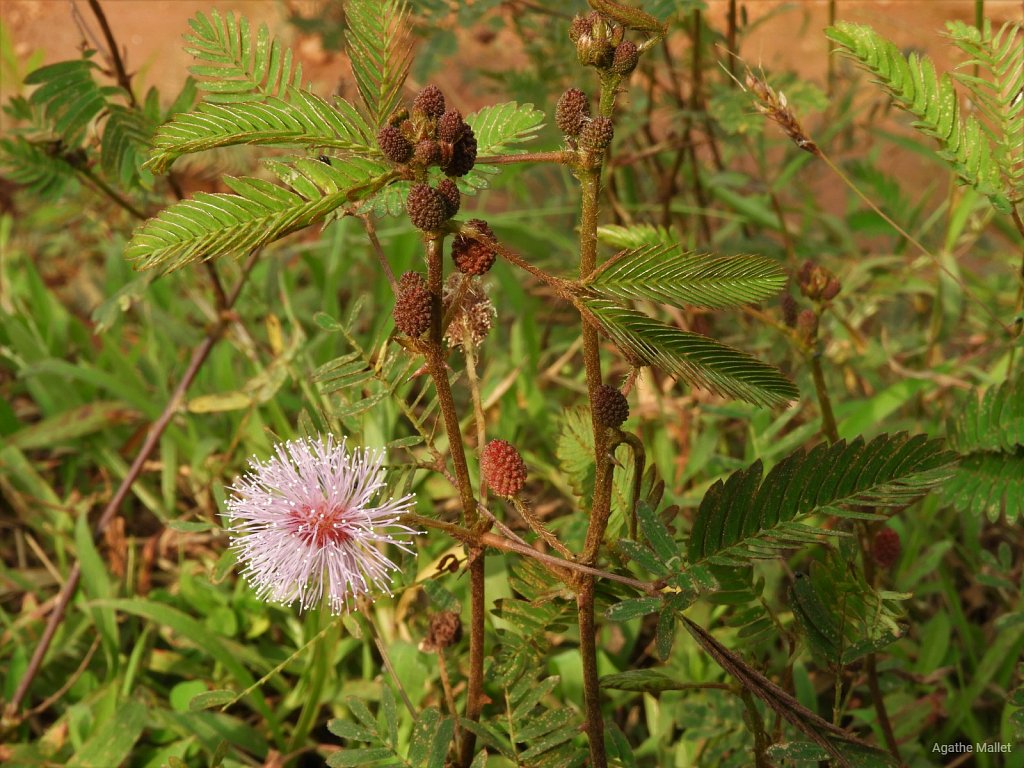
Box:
[745,72,820,157]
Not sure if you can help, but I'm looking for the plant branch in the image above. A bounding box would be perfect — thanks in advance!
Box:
[476,150,574,166]
[421,234,484,768]
[5,247,262,720]
[86,0,138,107]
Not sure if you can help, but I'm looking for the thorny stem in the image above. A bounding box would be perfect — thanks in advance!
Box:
[421,234,484,768]
[577,153,611,768]
[5,247,262,720]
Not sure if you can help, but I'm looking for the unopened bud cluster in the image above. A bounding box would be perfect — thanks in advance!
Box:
[451,219,498,276]
[797,261,841,302]
[569,11,638,76]
[393,272,432,338]
[376,85,478,232]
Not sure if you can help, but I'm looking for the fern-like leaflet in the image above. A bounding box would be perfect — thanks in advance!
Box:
[827,21,1011,212]
[687,433,955,566]
[344,0,413,128]
[126,157,395,272]
[585,299,798,407]
[942,373,1024,520]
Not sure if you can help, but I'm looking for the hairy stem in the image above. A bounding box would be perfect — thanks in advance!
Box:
[577,157,610,767]
[421,234,484,767]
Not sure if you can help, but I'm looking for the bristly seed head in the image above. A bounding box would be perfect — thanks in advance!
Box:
[481,439,527,497]
[441,129,477,177]
[377,124,413,164]
[611,40,639,75]
[556,88,591,137]
[438,109,467,144]
[451,219,497,275]
[406,183,450,231]
[579,116,614,151]
[393,274,432,337]
[436,178,461,218]
[593,384,629,428]
[413,84,446,119]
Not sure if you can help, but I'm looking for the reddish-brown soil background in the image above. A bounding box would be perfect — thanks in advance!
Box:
[3,1,1022,118]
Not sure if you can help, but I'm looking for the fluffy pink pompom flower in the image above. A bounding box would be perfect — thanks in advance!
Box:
[222,435,418,614]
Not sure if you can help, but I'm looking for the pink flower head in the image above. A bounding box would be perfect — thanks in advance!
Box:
[223,435,418,614]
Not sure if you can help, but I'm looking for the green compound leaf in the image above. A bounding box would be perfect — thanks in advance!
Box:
[944,20,1024,201]
[585,299,797,407]
[24,55,120,143]
[827,21,1010,212]
[468,101,545,156]
[344,0,412,127]
[126,157,393,272]
[688,433,956,566]
[587,244,786,309]
[184,10,304,102]
[146,92,374,174]
[942,374,1024,520]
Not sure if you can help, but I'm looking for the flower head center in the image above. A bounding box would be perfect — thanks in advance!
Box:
[290,502,352,548]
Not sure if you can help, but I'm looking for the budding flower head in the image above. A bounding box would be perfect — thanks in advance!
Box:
[611,40,639,75]
[222,435,419,614]
[393,273,432,337]
[406,183,451,231]
[451,219,497,275]
[377,124,412,164]
[556,88,591,137]
[481,439,527,497]
[413,84,446,119]
[421,610,463,651]
[579,117,614,151]
[872,527,901,569]
[593,384,629,428]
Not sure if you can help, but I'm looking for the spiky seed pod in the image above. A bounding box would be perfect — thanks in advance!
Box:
[593,384,629,428]
[781,292,798,327]
[437,178,461,218]
[399,271,425,290]
[377,124,413,164]
[872,528,901,568]
[481,439,527,498]
[421,610,463,651]
[611,40,639,75]
[451,219,497,275]
[413,139,441,167]
[579,117,614,151]
[393,278,432,337]
[442,129,477,177]
[556,88,590,137]
[412,84,446,119]
[406,183,450,231]
[438,109,466,143]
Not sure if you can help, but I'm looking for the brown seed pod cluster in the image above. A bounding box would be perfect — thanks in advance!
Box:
[451,219,498,276]
[481,439,527,498]
[382,85,480,231]
[393,272,432,337]
[593,384,629,428]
